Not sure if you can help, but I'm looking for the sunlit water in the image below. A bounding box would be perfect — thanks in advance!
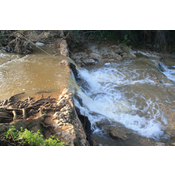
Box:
[74,58,175,142]
[0,46,71,100]
[1,45,175,145]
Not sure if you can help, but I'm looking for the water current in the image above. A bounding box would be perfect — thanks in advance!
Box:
[0,45,70,100]
[74,53,175,145]
[1,45,175,145]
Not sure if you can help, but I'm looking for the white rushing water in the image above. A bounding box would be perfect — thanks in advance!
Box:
[160,63,175,83]
[74,60,171,140]
[1,47,175,142]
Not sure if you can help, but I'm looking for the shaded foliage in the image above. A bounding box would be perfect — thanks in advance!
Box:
[66,30,175,53]
[1,30,175,53]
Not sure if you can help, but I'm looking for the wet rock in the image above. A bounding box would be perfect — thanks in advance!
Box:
[158,63,165,72]
[100,48,117,58]
[58,60,79,80]
[121,52,136,59]
[155,142,165,146]
[76,77,90,91]
[109,126,128,140]
[60,39,69,57]
[89,52,102,61]
[76,112,93,146]
[74,93,83,106]
[58,60,70,66]
[151,60,165,72]
[0,112,13,123]
[35,42,44,46]
[71,52,88,60]
[69,62,79,79]
[69,41,136,67]
[54,88,90,146]
[168,66,175,70]
[115,54,123,61]
[82,59,96,65]
[110,45,123,54]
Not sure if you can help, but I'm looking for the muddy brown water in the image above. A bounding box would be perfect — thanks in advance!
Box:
[74,53,175,145]
[0,45,71,101]
[2,45,175,146]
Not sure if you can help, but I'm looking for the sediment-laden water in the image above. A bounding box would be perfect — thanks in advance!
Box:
[73,54,175,145]
[0,46,70,100]
[1,45,175,145]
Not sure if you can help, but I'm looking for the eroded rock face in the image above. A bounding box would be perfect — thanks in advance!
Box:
[53,88,89,146]
[0,86,90,146]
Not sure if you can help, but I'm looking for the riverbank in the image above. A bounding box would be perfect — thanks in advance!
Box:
[67,39,175,146]
[0,32,92,146]
[1,31,175,146]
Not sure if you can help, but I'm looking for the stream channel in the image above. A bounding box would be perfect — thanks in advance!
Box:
[1,44,175,145]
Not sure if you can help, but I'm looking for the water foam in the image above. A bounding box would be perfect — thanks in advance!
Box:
[74,62,169,140]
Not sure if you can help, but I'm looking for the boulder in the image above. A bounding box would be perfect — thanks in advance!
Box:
[82,59,96,65]
[89,52,102,61]
[155,142,165,146]
[71,52,88,60]
[109,126,128,140]
[115,54,123,61]
[110,45,123,54]
[121,52,136,59]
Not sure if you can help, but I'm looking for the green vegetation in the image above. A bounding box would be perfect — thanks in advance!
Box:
[66,30,175,53]
[2,30,175,54]
[3,126,65,146]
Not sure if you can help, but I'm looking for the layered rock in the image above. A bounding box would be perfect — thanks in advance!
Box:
[52,88,89,146]
[0,88,90,146]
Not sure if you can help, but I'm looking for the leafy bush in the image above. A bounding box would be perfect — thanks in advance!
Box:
[4,126,65,146]
[5,126,18,140]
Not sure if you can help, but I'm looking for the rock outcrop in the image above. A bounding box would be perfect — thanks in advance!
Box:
[71,41,136,67]
[0,88,90,146]
[60,39,69,57]
[52,88,89,146]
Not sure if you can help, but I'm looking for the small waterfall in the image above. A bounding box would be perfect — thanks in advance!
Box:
[69,59,172,141]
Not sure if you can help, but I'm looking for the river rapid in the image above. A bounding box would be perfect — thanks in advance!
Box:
[1,45,175,145]
[73,51,175,145]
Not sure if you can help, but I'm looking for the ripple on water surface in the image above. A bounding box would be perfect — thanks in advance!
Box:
[0,46,70,100]
[75,59,173,140]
